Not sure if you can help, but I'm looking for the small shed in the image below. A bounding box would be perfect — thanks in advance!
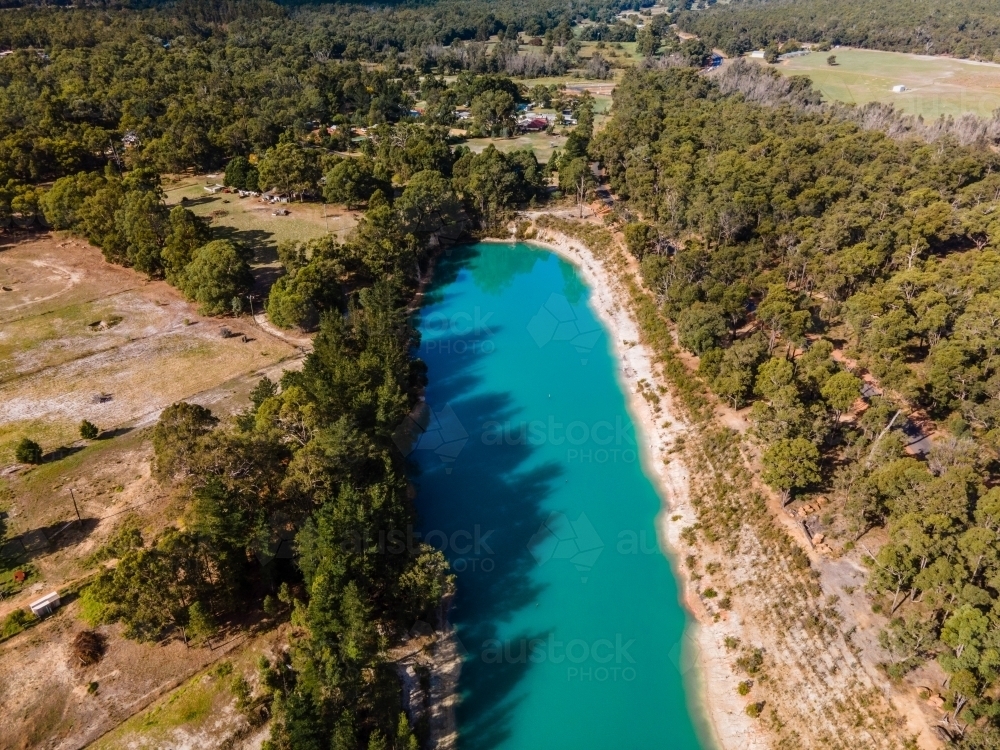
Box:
[29,591,60,617]
[892,85,907,93]
[749,50,766,59]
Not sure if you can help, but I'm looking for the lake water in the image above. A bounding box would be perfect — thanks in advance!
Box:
[409,242,706,750]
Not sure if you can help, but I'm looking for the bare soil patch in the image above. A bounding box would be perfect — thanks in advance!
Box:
[0,598,285,750]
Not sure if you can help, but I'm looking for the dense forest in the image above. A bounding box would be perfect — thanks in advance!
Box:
[0,1,606,747]
[676,0,1000,60]
[593,64,1000,746]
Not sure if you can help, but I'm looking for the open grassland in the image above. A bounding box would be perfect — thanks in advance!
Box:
[777,47,1000,119]
[163,174,357,253]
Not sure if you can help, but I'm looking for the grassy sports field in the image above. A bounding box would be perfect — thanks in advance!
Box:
[775,47,1000,119]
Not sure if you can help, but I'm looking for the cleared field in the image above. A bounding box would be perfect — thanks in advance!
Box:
[776,47,1000,119]
[464,130,568,164]
[0,235,306,748]
[0,237,300,466]
[163,174,357,254]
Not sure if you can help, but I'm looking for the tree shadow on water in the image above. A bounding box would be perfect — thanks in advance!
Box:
[411,327,564,749]
[421,245,482,308]
[457,627,551,750]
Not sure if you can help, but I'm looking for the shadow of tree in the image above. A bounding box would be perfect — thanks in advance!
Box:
[211,226,276,262]
[409,304,563,749]
[42,445,85,463]
[97,426,133,441]
[0,517,100,565]
[180,195,221,208]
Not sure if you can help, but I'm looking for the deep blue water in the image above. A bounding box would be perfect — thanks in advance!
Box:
[408,242,706,750]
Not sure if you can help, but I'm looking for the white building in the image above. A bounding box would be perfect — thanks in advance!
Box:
[29,591,60,617]
[892,85,907,93]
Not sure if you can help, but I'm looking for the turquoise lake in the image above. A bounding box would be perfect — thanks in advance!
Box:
[409,242,706,749]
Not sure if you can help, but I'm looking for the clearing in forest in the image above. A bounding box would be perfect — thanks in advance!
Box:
[0,237,300,464]
[776,47,1000,119]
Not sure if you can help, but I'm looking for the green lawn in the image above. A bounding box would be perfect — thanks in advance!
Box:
[775,48,1000,119]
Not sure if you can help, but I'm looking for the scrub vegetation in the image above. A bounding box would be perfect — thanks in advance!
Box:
[588,53,1000,747]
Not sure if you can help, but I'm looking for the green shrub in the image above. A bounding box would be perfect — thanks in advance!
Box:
[14,438,42,464]
[737,680,753,696]
[186,601,216,642]
[80,420,99,440]
[1,608,35,639]
[77,587,110,627]
[231,675,252,712]
[745,701,764,718]
[736,647,764,675]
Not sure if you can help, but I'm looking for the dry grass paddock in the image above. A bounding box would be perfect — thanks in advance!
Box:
[0,236,300,466]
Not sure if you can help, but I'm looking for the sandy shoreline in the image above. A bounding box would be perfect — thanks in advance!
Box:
[501,232,769,750]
